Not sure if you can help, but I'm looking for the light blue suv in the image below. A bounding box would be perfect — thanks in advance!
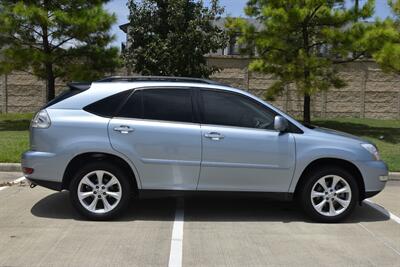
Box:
[22,76,388,222]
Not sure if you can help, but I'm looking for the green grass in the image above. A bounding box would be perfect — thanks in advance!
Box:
[0,113,399,171]
[312,118,400,172]
[0,113,32,163]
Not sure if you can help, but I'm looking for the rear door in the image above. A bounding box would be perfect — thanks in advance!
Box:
[108,87,202,190]
[197,89,296,192]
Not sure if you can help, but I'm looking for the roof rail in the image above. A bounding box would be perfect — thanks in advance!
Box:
[96,76,226,86]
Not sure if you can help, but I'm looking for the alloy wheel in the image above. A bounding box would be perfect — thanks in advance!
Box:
[310,175,352,217]
[77,170,122,214]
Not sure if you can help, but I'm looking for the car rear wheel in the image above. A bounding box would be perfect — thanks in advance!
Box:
[299,167,359,223]
[70,162,132,220]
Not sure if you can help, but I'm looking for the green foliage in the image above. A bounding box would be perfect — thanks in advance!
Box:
[0,113,32,163]
[365,1,400,74]
[0,0,121,101]
[124,0,228,78]
[226,0,375,123]
[313,117,400,171]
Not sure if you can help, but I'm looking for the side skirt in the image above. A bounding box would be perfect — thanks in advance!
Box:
[138,189,293,201]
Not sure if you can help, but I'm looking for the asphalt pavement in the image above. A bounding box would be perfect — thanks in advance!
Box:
[0,172,399,267]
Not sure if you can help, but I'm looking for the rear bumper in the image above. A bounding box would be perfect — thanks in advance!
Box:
[26,178,62,191]
[21,150,65,191]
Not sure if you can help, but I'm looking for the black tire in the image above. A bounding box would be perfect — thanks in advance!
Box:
[69,161,132,220]
[299,167,359,223]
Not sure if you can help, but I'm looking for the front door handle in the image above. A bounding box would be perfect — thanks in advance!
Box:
[204,132,224,141]
[113,125,134,134]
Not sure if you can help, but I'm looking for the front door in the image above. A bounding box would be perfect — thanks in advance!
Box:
[197,89,296,192]
[108,88,201,190]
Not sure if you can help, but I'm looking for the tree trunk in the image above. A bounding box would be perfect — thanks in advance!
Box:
[302,24,311,125]
[46,63,55,102]
[42,0,55,102]
[354,0,359,20]
[303,94,311,125]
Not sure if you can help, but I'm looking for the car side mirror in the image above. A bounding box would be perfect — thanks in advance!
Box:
[274,115,288,132]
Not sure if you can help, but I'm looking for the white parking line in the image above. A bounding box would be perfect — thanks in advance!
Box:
[168,198,184,267]
[0,176,26,191]
[364,199,400,224]
[13,176,26,183]
[358,223,400,256]
[358,199,400,257]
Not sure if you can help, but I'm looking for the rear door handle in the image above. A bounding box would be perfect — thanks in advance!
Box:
[204,132,224,140]
[113,125,134,134]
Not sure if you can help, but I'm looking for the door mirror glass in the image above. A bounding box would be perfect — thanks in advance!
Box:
[274,115,288,132]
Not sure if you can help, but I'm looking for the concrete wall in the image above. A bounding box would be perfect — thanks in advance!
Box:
[1,58,400,119]
[208,57,400,119]
[0,71,66,113]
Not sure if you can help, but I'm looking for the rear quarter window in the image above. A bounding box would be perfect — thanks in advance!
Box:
[83,90,133,117]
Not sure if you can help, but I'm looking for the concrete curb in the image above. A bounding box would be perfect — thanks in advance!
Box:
[390,172,400,181]
[0,163,21,172]
[0,163,399,180]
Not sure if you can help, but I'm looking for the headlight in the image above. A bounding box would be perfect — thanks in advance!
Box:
[31,110,51,128]
[361,143,380,160]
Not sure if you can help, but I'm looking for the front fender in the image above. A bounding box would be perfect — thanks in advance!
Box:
[288,146,361,193]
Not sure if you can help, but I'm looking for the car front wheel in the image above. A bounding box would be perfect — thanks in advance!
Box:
[299,167,359,223]
[70,162,132,220]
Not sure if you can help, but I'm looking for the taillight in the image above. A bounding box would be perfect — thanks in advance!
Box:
[31,110,51,129]
[22,167,34,175]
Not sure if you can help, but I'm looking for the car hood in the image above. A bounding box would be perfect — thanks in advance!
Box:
[310,126,371,144]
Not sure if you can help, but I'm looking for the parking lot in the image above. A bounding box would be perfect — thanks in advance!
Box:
[0,172,399,267]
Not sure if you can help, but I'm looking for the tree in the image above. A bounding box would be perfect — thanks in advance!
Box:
[227,0,375,124]
[124,0,228,78]
[366,0,400,74]
[0,0,120,102]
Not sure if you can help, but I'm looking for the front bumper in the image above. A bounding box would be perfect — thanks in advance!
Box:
[354,160,388,197]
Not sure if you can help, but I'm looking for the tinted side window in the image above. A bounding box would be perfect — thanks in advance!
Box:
[143,89,193,123]
[201,90,276,129]
[117,90,142,119]
[118,88,194,123]
[84,90,132,117]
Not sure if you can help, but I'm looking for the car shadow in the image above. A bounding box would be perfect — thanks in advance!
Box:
[30,191,390,223]
[30,191,176,221]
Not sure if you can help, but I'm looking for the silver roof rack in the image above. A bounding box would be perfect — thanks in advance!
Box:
[96,76,226,86]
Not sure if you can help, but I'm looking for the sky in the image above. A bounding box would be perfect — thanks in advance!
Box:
[105,0,394,48]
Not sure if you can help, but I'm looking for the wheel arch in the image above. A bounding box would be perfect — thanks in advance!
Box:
[294,158,366,201]
[62,152,141,193]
